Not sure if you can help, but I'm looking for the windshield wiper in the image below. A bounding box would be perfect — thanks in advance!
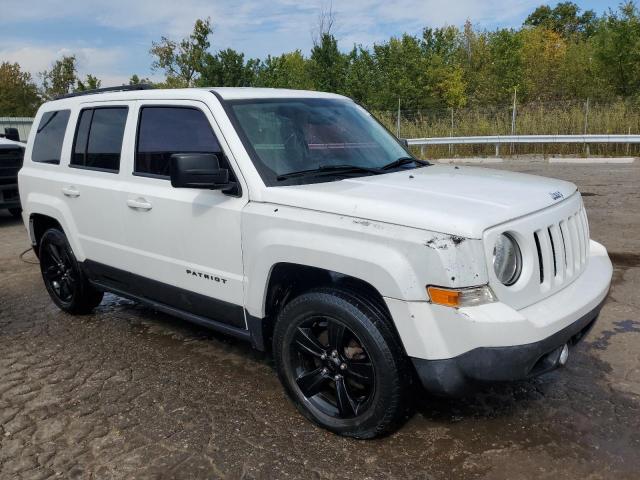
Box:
[380,157,429,170]
[277,164,382,181]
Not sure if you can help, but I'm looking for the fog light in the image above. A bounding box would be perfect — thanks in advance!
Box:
[559,344,569,366]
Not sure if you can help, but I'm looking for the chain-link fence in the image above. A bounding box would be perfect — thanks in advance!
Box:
[374,100,640,158]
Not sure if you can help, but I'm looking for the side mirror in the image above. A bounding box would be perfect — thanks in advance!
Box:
[170,153,229,189]
[4,127,20,142]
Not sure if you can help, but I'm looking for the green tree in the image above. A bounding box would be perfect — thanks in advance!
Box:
[0,62,41,116]
[592,2,640,97]
[129,74,152,85]
[520,27,567,101]
[559,39,604,100]
[460,21,492,106]
[343,46,379,106]
[423,26,468,107]
[76,74,101,91]
[40,55,77,99]
[198,49,258,87]
[423,26,462,64]
[372,34,430,110]
[150,18,212,87]
[256,51,313,89]
[525,2,597,37]
[479,29,523,104]
[308,33,347,93]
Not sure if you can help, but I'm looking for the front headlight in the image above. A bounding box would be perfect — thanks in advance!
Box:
[493,233,522,286]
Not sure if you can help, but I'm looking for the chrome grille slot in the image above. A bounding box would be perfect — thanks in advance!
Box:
[549,224,565,282]
[534,231,544,284]
[534,227,559,291]
[559,220,573,277]
[575,213,585,266]
[548,226,557,277]
[579,209,589,263]
[567,214,581,272]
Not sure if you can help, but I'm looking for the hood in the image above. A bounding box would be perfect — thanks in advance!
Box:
[0,138,25,148]
[260,164,577,239]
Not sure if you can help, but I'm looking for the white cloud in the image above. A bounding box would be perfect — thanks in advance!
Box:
[0,44,130,85]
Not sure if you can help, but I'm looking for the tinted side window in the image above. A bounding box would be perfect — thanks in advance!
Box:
[136,107,222,177]
[71,107,127,172]
[32,110,71,164]
[73,109,92,165]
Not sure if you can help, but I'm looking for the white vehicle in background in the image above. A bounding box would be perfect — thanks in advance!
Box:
[18,86,612,438]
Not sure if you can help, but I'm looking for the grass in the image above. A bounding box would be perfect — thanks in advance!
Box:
[374,100,640,158]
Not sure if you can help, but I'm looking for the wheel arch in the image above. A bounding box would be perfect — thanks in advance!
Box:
[25,192,84,260]
[248,262,396,352]
[30,213,65,257]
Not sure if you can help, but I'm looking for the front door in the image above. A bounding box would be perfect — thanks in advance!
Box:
[116,100,248,328]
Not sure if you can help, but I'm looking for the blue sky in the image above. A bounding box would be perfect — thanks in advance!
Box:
[0,0,623,86]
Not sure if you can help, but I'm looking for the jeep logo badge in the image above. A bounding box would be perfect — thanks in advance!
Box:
[549,191,564,201]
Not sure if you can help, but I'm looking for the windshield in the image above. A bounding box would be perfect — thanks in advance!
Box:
[227,98,414,186]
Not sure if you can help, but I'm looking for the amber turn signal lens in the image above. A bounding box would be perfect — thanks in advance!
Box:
[427,287,460,307]
[427,285,497,308]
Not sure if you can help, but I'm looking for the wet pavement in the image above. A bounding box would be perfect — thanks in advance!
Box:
[0,158,639,479]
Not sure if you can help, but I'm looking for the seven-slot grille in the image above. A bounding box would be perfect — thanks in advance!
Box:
[533,205,589,291]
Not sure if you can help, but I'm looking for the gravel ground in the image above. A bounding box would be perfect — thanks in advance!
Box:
[0,158,638,479]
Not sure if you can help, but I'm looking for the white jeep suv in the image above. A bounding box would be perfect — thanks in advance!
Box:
[18,86,612,438]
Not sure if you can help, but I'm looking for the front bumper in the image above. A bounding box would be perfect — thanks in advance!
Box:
[411,300,602,396]
[385,240,612,396]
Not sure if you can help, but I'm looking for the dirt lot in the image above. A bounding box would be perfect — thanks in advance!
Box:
[0,158,639,479]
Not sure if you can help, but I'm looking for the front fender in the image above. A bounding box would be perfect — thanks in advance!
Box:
[242,203,488,318]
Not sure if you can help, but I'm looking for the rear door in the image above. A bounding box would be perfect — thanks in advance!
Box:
[115,100,248,328]
[62,103,133,267]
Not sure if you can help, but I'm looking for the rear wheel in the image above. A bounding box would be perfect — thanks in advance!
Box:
[39,228,103,314]
[273,287,410,438]
[8,207,21,219]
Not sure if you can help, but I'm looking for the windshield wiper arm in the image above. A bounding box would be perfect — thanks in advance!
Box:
[380,156,429,170]
[277,164,382,181]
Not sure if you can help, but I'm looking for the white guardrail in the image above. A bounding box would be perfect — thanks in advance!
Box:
[406,134,640,156]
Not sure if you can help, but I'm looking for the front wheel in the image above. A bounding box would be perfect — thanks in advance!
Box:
[39,228,104,314]
[273,288,410,439]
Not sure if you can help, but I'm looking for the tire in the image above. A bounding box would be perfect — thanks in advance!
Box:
[273,287,411,439]
[8,207,22,219]
[38,228,103,314]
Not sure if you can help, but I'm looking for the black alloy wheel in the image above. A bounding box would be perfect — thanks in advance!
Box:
[273,287,410,438]
[38,228,103,313]
[291,316,375,419]
[41,237,77,304]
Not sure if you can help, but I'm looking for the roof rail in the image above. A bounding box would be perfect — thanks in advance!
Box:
[54,84,154,100]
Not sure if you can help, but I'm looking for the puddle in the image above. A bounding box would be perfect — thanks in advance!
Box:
[588,319,640,350]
